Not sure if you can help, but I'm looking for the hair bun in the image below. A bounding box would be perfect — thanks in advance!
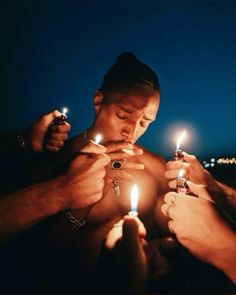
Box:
[100,51,160,93]
[116,52,140,66]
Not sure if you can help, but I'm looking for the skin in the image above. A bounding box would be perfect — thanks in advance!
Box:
[24,109,71,152]
[12,88,170,293]
[104,216,148,295]
[43,90,169,274]
[165,152,236,210]
[161,181,236,284]
[0,109,71,154]
[0,141,109,244]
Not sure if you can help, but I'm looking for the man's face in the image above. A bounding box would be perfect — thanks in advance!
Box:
[93,90,160,145]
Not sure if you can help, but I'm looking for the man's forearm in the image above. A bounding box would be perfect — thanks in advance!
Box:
[0,179,65,244]
[216,181,236,207]
[213,230,236,284]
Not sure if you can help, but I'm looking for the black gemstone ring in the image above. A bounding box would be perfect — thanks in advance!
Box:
[111,160,122,170]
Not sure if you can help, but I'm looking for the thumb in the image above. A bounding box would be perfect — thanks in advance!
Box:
[187,181,213,201]
[80,140,107,154]
[123,216,147,290]
[51,109,63,120]
[37,109,62,127]
[182,152,202,169]
[123,216,141,252]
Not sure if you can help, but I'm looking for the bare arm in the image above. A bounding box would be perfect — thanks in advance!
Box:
[0,141,110,244]
[162,182,236,284]
[216,181,236,207]
[0,109,71,156]
[0,179,64,244]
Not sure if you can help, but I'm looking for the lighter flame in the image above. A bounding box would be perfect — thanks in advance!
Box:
[176,130,186,150]
[130,184,139,212]
[95,134,102,144]
[62,107,68,115]
[178,169,185,178]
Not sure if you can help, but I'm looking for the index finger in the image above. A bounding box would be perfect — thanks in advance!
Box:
[182,152,203,169]
[108,149,143,161]
[166,161,184,170]
[50,122,71,133]
[105,142,134,153]
[91,153,111,167]
[80,140,107,154]
[187,181,213,201]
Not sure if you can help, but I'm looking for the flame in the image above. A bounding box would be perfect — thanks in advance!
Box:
[176,130,186,150]
[130,184,139,212]
[62,107,68,115]
[94,134,102,144]
[178,169,185,178]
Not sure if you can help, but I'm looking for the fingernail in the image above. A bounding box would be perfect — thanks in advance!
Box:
[121,148,134,155]
[137,149,143,155]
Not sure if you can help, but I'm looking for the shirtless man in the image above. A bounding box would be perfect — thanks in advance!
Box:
[12,52,170,294]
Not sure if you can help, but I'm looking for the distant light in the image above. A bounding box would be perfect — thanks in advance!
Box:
[210,163,215,167]
[203,161,207,164]
[217,157,236,165]
[211,158,215,162]
[204,163,210,168]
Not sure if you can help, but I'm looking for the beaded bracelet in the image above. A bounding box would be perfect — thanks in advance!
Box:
[17,131,28,151]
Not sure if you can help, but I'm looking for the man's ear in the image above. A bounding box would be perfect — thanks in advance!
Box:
[93,90,104,113]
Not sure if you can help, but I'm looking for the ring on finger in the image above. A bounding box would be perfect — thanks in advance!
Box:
[111,160,122,170]
[111,159,126,170]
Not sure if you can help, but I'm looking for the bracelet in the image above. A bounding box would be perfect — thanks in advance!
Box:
[17,131,28,151]
[64,210,86,228]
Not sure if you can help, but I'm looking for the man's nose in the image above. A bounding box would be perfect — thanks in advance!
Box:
[121,122,139,143]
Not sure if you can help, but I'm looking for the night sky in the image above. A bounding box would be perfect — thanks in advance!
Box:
[1,0,236,160]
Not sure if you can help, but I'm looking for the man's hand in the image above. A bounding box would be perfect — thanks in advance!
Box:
[24,109,71,152]
[57,140,109,210]
[103,142,144,185]
[103,216,148,294]
[105,141,143,161]
[165,152,222,197]
[161,182,236,273]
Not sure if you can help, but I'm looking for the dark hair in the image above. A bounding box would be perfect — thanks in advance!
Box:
[100,52,160,95]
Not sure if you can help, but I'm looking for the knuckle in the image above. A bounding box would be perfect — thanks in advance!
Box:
[100,169,106,178]
[164,170,170,178]
[191,155,197,162]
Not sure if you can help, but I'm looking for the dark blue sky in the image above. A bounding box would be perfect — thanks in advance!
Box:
[1,0,236,159]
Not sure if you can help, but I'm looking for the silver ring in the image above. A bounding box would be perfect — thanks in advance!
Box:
[111,160,122,170]
[170,194,177,206]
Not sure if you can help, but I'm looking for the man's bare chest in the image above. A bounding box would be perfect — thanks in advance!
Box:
[70,166,161,226]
